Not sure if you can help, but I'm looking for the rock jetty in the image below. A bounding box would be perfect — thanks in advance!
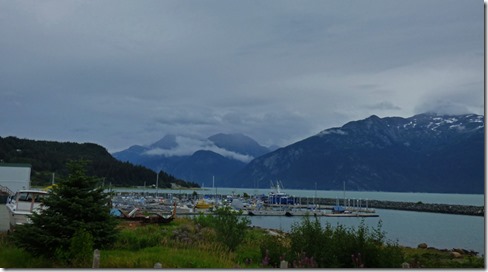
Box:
[309,198,484,216]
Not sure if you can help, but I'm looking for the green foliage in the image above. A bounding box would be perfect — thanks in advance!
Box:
[287,217,405,268]
[289,216,330,266]
[0,234,54,268]
[101,245,236,268]
[55,228,94,267]
[12,160,118,258]
[234,228,268,267]
[69,228,95,267]
[210,206,251,251]
[193,206,250,251]
[403,247,485,268]
[113,224,168,250]
[193,212,215,228]
[0,136,198,188]
[1,218,484,268]
[259,233,289,267]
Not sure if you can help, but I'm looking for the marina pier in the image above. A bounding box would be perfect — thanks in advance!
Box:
[111,191,484,217]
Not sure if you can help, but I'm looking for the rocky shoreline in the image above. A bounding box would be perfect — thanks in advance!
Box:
[310,198,484,216]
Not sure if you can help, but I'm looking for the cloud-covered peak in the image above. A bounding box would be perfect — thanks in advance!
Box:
[143,134,255,163]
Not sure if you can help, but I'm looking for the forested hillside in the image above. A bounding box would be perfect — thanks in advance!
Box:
[0,136,199,188]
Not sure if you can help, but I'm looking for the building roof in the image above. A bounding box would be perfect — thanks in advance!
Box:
[0,163,31,168]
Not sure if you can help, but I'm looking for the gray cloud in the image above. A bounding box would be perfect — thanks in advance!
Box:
[143,135,254,163]
[0,0,483,152]
[366,102,402,111]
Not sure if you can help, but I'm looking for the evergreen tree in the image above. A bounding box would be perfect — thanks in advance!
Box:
[12,160,118,260]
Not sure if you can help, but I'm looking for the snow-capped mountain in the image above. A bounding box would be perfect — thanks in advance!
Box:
[112,133,274,185]
[232,113,484,193]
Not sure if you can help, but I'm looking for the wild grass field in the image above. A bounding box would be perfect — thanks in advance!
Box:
[0,213,484,269]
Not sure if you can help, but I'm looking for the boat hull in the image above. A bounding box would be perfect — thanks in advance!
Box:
[6,205,32,230]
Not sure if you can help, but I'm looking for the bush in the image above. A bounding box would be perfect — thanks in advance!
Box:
[55,228,94,267]
[259,234,289,268]
[192,206,250,251]
[287,217,404,268]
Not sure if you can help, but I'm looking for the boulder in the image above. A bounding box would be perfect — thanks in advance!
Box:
[450,251,462,259]
[452,248,466,255]
[417,243,428,249]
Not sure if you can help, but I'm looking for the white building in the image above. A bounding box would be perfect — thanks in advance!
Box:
[0,163,31,194]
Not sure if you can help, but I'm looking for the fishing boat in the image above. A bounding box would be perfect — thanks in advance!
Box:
[265,181,297,205]
[5,189,48,231]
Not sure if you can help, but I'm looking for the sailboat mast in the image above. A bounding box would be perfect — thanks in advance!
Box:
[156,171,159,198]
[213,175,216,199]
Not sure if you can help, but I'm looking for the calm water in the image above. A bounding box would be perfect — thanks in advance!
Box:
[113,187,484,206]
[114,187,485,254]
[249,209,485,255]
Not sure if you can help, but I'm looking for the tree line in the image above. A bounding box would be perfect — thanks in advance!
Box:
[0,136,199,188]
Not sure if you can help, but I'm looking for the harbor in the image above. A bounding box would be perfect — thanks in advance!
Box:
[109,181,382,219]
[109,189,483,218]
[0,187,484,254]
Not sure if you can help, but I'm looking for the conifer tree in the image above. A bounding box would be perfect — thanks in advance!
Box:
[12,160,118,259]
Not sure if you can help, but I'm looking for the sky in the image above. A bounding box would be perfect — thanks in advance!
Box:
[0,0,484,153]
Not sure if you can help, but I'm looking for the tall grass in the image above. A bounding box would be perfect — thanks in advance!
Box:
[1,217,483,268]
[0,234,53,268]
[101,242,236,268]
[100,218,239,268]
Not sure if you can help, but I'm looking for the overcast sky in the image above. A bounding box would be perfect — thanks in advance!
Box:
[0,0,484,152]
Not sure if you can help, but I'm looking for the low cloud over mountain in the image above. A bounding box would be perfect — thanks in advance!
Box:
[113,133,273,184]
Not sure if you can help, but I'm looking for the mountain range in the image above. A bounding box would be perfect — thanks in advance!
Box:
[113,113,484,194]
[112,133,274,186]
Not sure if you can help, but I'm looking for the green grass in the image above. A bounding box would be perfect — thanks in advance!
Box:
[0,234,54,268]
[0,219,484,269]
[402,247,484,268]
[0,246,52,268]
[101,245,236,268]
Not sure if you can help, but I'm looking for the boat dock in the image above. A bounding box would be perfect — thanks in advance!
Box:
[111,191,484,217]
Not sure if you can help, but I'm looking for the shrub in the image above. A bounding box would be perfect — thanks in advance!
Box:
[287,217,404,268]
[192,206,250,251]
[212,206,250,251]
[55,228,94,267]
[259,234,289,268]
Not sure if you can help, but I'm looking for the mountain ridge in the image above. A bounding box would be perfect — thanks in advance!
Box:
[112,133,274,184]
[232,113,484,194]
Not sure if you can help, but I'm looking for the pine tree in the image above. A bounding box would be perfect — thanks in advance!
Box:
[12,160,118,260]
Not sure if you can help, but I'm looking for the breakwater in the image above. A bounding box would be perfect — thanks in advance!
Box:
[115,191,484,217]
[309,198,484,217]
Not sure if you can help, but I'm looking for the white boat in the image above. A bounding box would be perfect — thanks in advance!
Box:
[5,189,48,231]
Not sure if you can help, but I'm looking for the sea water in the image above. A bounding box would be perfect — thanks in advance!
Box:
[113,187,485,254]
[249,209,485,255]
